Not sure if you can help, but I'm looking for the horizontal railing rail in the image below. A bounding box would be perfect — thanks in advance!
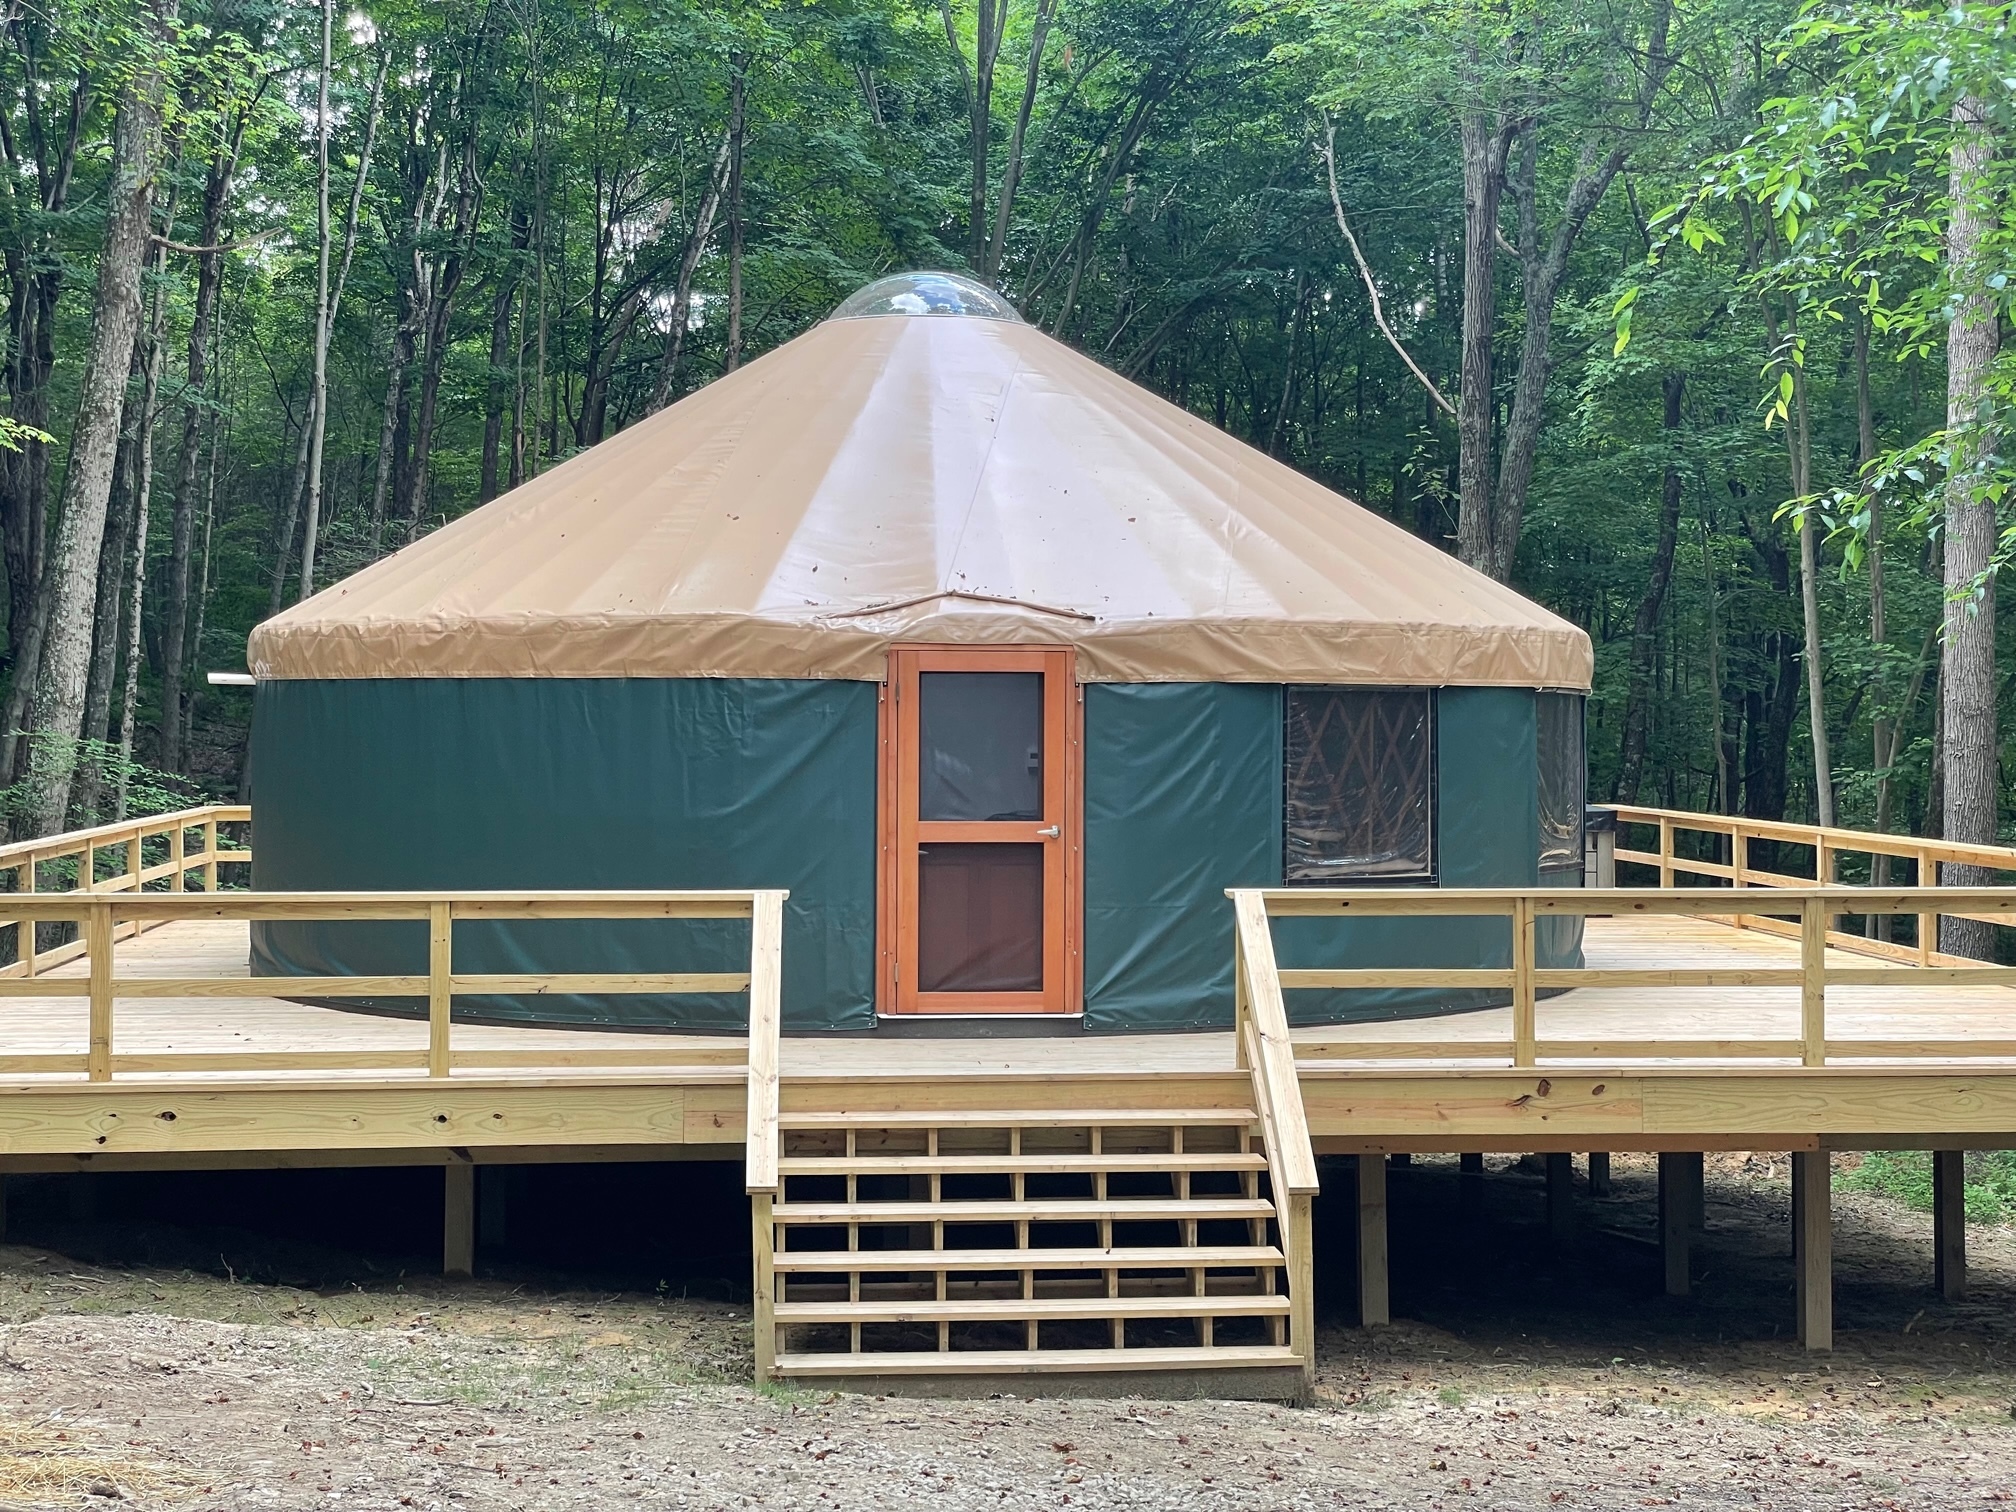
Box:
[1608,803,2016,967]
[1236,885,2016,1070]
[0,803,251,978]
[0,888,788,1113]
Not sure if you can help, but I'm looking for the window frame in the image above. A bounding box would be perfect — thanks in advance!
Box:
[1281,685,1438,887]
[1535,689,1587,876]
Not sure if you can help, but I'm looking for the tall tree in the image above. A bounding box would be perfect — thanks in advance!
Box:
[17,0,177,835]
[1940,91,1999,954]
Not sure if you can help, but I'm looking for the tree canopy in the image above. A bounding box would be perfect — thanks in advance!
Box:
[0,0,2008,869]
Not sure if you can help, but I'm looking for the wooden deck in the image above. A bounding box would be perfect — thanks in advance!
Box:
[0,912,2014,1167]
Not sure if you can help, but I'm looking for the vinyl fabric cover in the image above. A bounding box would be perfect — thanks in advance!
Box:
[1081,684,1582,1031]
[248,311,1591,690]
[247,677,878,1031]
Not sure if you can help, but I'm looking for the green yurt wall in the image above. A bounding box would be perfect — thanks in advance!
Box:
[248,677,880,1031]
[249,677,1581,1033]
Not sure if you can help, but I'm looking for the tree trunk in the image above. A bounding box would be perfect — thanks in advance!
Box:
[367,300,416,556]
[724,59,746,374]
[115,312,167,813]
[1941,93,1999,957]
[985,0,1055,284]
[1453,109,1502,571]
[158,121,242,774]
[480,211,527,502]
[19,8,173,836]
[74,430,136,822]
[941,0,1005,273]
[1616,374,1685,802]
[1792,365,1834,828]
[643,132,731,415]
[1700,515,1731,813]
[296,0,334,601]
[0,63,90,785]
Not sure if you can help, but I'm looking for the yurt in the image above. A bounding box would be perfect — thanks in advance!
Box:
[245,271,1593,1034]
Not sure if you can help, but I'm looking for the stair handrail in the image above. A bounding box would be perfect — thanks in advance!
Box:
[744,889,788,1196]
[1231,889,1318,1381]
[1229,890,1320,1198]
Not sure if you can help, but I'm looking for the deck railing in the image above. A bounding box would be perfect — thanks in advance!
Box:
[1610,803,2016,966]
[1230,891,1318,1374]
[1231,883,2016,1069]
[0,803,251,975]
[0,886,789,1092]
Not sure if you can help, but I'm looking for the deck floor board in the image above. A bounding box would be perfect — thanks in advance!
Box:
[0,914,2006,1082]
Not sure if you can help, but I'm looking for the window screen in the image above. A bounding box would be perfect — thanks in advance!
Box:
[1537,691,1585,872]
[1285,688,1434,883]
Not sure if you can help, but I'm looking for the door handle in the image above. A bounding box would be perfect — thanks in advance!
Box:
[1036,825,1060,839]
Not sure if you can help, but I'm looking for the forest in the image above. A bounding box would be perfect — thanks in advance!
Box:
[0,0,2006,866]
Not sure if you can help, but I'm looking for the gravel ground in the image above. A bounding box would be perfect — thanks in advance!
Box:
[0,1152,2012,1511]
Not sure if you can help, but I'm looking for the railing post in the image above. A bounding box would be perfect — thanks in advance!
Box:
[1512,896,1536,1067]
[19,855,34,979]
[1801,896,1827,1067]
[87,900,113,1081]
[203,817,220,895]
[1287,1188,1315,1375]
[428,901,452,1077]
[1731,827,1750,931]
[1232,921,1251,1071]
[1917,847,1937,965]
[744,890,785,1197]
[1658,817,1674,888]
[751,1189,777,1381]
[170,822,185,893]
[1816,837,1835,939]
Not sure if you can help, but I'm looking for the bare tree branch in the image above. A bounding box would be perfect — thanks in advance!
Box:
[1320,116,1454,418]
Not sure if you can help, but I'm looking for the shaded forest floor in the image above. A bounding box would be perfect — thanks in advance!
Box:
[0,1152,2013,1509]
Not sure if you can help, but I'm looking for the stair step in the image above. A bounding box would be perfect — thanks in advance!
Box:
[775,1293,1290,1324]
[773,1244,1285,1273]
[779,1108,1257,1131]
[778,1152,1267,1177]
[774,1345,1304,1377]
[773,1197,1275,1225]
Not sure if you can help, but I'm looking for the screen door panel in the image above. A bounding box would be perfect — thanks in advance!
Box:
[885,647,1076,1014]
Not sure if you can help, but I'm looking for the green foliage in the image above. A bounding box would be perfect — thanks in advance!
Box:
[0,734,201,833]
[0,0,2000,859]
[1845,1150,2016,1226]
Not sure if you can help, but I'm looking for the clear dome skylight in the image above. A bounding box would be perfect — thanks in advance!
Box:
[828,271,1023,323]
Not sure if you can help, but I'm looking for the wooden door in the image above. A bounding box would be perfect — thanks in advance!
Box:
[880,646,1079,1014]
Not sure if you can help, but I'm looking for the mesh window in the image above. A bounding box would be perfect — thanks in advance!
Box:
[1537,691,1585,872]
[1285,689,1434,883]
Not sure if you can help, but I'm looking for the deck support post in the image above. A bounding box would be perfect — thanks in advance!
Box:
[443,1159,475,1277]
[1934,1149,1966,1301]
[1792,1151,1832,1351]
[1356,1153,1389,1327]
[1587,1152,1611,1199]
[751,1191,776,1381]
[1657,1153,1692,1297]
[1545,1153,1574,1246]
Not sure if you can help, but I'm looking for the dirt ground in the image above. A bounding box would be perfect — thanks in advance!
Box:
[1,1152,2015,1511]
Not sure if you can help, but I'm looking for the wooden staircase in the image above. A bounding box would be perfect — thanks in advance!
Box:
[741,897,1320,1395]
[753,1106,1307,1391]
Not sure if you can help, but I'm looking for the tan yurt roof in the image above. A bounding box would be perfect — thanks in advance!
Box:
[250,272,1592,688]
